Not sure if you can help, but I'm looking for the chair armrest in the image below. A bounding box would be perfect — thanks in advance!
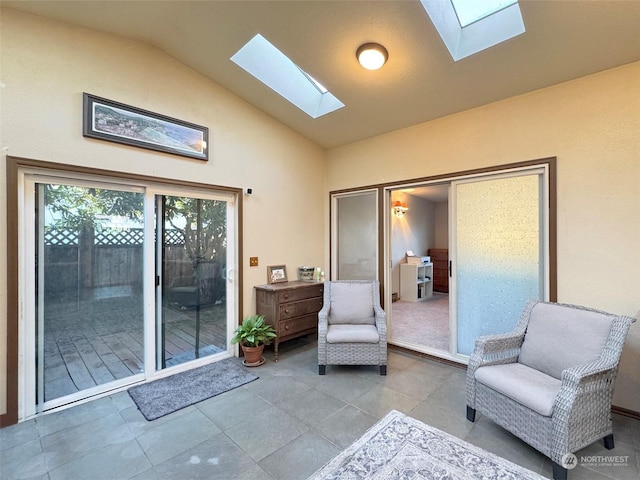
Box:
[374,305,387,341]
[470,331,525,367]
[561,358,618,386]
[550,358,620,459]
[318,303,330,338]
[465,331,524,409]
[469,300,537,369]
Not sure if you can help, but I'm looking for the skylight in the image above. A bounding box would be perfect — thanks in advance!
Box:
[297,67,328,94]
[230,34,344,119]
[451,0,518,27]
[420,0,525,61]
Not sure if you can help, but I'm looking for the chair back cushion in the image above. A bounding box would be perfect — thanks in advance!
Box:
[328,282,375,325]
[518,302,614,379]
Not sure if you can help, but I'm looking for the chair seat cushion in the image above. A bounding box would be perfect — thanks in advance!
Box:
[475,363,561,417]
[326,324,380,344]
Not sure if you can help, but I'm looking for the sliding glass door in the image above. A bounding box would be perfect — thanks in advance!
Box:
[21,172,237,418]
[451,169,548,356]
[384,163,550,362]
[156,193,234,370]
[31,180,146,411]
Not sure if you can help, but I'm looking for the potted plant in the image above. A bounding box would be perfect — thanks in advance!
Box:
[231,314,276,367]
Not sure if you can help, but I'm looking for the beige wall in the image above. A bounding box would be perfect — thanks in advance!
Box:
[1,7,639,417]
[0,9,325,416]
[326,62,640,411]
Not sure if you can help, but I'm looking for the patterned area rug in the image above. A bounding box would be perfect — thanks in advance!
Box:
[128,358,257,420]
[308,410,545,480]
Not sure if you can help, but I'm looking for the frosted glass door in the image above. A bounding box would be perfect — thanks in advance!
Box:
[453,172,545,356]
[332,190,378,280]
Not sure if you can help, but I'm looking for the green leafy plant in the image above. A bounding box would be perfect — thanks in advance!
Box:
[231,315,276,347]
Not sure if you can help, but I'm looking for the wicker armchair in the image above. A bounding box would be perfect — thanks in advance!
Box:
[466,300,636,480]
[318,280,387,375]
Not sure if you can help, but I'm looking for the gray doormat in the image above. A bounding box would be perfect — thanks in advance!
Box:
[128,358,258,420]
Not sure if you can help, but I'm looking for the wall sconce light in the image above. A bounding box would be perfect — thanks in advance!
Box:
[393,201,408,217]
[356,43,388,70]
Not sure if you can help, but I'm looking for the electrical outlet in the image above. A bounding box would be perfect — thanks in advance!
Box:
[249,257,258,267]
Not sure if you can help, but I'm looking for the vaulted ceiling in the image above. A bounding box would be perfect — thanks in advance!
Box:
[5,0,640,149]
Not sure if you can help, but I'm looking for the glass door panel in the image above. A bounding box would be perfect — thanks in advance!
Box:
[36,182,145,408]
[158,195,230,369]
[452,172,545,356]
[332,191,378,280]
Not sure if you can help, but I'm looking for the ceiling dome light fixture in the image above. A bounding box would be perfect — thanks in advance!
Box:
[356,43,388,70]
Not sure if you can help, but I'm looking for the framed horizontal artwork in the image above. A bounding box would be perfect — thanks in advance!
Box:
[83,93,208,161]
[267,265,288,284]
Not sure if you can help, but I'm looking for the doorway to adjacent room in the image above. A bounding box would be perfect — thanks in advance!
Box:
[386,163,551,363]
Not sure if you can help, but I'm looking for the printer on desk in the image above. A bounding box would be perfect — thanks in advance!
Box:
[405,250,431,265]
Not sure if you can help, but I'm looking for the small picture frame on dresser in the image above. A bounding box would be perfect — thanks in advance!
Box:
[267,265,288,284]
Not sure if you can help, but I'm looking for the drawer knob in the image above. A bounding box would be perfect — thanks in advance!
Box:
[284,309,290,314]
[284,325,290,330]
[284,294,289,299]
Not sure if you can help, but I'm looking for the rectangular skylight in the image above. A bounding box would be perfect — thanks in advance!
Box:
[230,34,344,119]
[421,0,525,61]
[451,0,518,28]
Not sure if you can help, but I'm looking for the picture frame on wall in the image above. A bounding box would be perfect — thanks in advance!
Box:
[83,93,209,161]
[267,265,288,284]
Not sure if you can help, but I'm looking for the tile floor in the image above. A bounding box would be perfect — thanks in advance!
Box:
[1,338,639,480]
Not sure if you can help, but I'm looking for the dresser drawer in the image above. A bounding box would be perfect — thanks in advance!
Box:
[277,284,323,303]
[255,281,325,362]
[279,298,324,320]
[279,314,318,338]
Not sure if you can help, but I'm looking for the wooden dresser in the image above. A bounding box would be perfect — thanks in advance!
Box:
[428,248,449,293]
[255,281,324,361]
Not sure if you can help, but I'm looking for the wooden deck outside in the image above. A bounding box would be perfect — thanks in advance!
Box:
[43,294,227,402]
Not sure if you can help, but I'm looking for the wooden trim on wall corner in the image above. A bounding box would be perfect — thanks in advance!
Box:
[1,158,20,427]
[611,405,640,421]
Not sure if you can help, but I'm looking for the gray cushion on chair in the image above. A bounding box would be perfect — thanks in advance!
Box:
[475,363,562,416]
[328,282,375,325]
[518,302,614,379]
[326,324,380,343]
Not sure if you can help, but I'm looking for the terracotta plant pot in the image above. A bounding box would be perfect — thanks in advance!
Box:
[241,344,265,367]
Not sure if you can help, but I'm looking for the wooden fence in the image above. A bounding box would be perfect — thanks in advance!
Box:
[43,228,220,302]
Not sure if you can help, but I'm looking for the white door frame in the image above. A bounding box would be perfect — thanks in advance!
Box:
[384,163,550,364]
[17,167,239,420]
